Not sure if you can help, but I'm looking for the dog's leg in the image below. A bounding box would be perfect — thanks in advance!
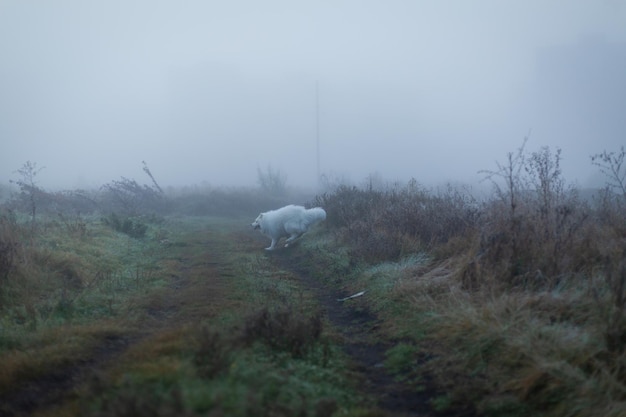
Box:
[266,239,277,251]
[284,233,304,247]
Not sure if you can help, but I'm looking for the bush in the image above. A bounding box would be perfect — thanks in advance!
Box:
[472,143,591,286]
[100,177,166,216]
[193,327,232,379]
[102,213,148,238]
[0,211,19,282]
[9,161,45,231]
[257,165,288,196]
[315,179,478,264]
[242,307,323,358]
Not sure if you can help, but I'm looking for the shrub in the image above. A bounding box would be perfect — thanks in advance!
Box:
[591,146,626,200]
[101,177,165,216]
[193,327,232,378]
[476,142,590,286]
[315,179,478,264]
[0,211,19,282]
[257,165,287,196]
[102,213,148,238]
[57,212,88,238]
[242,306,323,358]
[9,161,45,231]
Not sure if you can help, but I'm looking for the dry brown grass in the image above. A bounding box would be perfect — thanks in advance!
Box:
[313,144,626,415]
[0,322,126,394]
[315,181,478,264]
[241,306,324,358]
[385,248,626,416]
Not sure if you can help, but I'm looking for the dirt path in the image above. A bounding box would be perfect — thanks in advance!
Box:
[0,226,229,417]
[267,248,445,417]
[241,227,474,417]
[2,220,471,416]
[0,334,133,417]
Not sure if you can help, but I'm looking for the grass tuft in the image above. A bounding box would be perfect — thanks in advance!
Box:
[242,306,324,358]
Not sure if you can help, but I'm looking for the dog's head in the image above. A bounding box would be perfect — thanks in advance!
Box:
[251,213,263,230]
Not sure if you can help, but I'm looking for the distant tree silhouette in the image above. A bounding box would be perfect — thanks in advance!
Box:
[257,165,287,196]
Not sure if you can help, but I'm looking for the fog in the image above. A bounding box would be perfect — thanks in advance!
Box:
[1,1,625,191]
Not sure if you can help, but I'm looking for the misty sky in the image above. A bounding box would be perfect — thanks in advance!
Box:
[1,1,625,190]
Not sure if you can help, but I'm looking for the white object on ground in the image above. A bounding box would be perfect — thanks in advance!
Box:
[337,291,366,302]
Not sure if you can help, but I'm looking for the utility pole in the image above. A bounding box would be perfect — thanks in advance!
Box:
[315,80,321,187]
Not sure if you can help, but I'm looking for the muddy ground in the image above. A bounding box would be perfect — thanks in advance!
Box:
[0,221,473,417]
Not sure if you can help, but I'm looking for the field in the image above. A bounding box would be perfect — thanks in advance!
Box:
[0,145,625,416]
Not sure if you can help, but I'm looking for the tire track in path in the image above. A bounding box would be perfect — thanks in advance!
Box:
[0,226,229,417]
[258,239,474,417]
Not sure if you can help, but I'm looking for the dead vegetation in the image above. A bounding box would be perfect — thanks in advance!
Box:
[1,144,625,416]
[310,143,626,416]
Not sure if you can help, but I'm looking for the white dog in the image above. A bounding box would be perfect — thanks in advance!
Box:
[251,205,326,250]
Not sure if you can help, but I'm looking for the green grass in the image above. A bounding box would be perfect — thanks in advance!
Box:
[16,215,368,417]
[83,342,355,417]
[288,213,626,417]
[2,193,625,417]
[0,215,172,394]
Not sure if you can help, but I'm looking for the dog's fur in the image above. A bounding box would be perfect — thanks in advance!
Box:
[251,205,326,250]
